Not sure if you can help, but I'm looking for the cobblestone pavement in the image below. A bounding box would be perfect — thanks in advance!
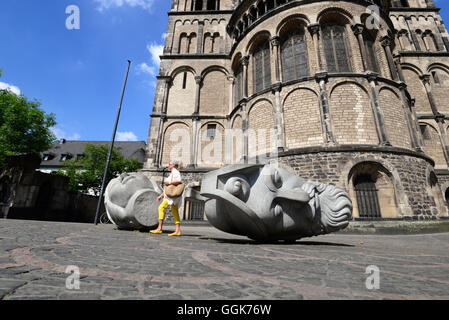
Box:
[0,219,448,300]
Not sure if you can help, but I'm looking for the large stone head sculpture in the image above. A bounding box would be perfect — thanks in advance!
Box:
[104,172,162,229]
[200,164,352,241]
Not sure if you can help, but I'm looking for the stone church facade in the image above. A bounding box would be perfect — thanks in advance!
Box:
[143,0,449,220]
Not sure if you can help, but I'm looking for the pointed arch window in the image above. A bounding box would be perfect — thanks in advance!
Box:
[281,29,309,82]
[322,24,352,73]
[253,40,271,92]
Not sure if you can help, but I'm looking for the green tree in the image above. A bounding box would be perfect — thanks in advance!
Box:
[58,144,143,195]
[0,72,56,168]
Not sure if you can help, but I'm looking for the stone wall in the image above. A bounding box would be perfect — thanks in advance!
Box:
[277,147,448,219]
[1,155,104,223]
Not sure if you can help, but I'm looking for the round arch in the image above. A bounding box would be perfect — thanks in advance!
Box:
[339,156,410,217]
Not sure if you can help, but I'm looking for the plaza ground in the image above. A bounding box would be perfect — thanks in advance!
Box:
[0,219,448,300]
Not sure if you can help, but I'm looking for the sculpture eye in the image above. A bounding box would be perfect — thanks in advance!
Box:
[272,170,283,189]
[224,177,250,202]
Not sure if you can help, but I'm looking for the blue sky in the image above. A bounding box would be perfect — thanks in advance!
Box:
[0,0,170,142]
[0,1,448,143]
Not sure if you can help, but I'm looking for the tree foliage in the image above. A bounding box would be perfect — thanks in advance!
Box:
[0,73,56,168]
[58,144,143,195]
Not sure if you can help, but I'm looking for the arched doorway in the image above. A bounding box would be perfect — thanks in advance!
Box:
[349,162,399,220]
[429,172,447,217]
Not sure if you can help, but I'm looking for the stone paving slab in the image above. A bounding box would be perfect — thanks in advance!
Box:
[0,219,448,300]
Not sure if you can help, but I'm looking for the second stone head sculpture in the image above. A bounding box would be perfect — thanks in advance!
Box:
[200,163,353,242]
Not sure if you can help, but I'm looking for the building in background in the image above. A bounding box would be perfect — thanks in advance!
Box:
[40,139,147,173]
[144,0,449,221]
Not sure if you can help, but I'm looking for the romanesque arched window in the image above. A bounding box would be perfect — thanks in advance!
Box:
[281,29,309,82]
[363,31,380,73]
[253,40,271,92]
[322,24,352,73]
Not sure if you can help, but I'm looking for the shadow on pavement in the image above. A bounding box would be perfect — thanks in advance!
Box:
[200,237,354,247]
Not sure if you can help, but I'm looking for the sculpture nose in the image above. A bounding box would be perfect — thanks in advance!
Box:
[275,188,311,203]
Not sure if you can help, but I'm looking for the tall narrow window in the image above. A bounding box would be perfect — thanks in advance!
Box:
[364,32,380,73]
[281,29,308,82]
[235,63,244,105]
[182,72,187,89]
[322,24,352,73]
[253,40,271,92]
[206,124,217,139]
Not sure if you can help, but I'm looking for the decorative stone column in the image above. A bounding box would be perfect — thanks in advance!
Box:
[398,82,423,152]
[352,24,368,71]
[381,36,399,80]
[272,83,285,152]
[315,72,335,145]
[308,23,323,71]
[241,101,249,163]
[270,36,281,83]
[242,56,249,98]
[197,21,205,54]
[435,116,449,165]
[191,115,200,168]
[394,54,405,82]
[366,72,391,147]
[420,74,441,116]
[154,76,172,167]
[227,75,235,114]
[410,99,424,146]
[194,75,202,114]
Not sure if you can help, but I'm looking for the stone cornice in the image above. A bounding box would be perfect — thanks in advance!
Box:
[168,10,233,16]
[277,145,434,166]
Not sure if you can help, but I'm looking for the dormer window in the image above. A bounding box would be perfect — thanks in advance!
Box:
[60,154,73,162]
[43,154,54,161]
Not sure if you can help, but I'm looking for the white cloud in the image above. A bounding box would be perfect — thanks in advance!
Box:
[135,38,164,88]
[93,0,156,12]
[52,127,81,141]
[136,62,156,76]
[147,43,164,67]
[117,131,138,141]
[0,82,21,95]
